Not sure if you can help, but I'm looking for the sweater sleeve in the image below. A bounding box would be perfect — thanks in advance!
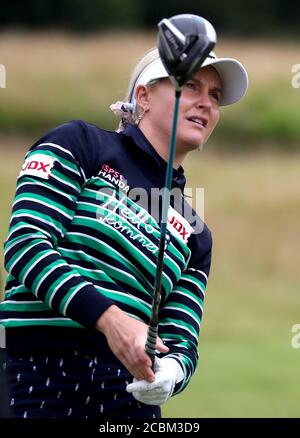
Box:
[158,225,212,395]
[4,120,115,329]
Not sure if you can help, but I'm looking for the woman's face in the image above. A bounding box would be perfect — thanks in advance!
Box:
[139,65,221,154]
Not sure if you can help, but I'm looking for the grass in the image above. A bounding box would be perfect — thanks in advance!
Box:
[0,32,300,147]
[162,149,300,417]
[165,339,300,418]
[1,140,300,417]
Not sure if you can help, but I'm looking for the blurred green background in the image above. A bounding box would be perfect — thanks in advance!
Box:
[0,0,300,418]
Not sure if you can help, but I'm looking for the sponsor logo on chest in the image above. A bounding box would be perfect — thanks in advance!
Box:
[98,163,130,193]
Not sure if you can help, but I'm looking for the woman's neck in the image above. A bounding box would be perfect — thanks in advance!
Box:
[139,123,186,170]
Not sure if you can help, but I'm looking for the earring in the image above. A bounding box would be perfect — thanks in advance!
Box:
[197,142,205,151]
[135,108,147,125]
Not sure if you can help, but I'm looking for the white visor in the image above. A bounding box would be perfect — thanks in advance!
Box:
[130,50,248,107]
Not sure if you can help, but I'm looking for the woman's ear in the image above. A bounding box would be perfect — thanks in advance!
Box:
[135,85,150,112]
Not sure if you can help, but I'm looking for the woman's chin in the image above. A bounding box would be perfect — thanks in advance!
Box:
[179,136,205,153]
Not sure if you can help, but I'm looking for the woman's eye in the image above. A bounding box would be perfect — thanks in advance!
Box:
[211,92,221,103]
[185,82,196,90]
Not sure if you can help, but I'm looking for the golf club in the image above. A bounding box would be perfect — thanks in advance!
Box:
[145,14,217,367]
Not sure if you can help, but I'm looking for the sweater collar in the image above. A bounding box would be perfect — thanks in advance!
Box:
[121,124,186,190]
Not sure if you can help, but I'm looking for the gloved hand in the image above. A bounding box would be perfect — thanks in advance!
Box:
[126,357,184,405]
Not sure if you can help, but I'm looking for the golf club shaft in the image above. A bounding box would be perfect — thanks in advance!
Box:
[145,89,181,367]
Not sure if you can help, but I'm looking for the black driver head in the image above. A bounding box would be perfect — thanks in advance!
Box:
[157,14,217,88]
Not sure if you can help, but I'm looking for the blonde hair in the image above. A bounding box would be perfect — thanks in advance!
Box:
[117,47,161,131]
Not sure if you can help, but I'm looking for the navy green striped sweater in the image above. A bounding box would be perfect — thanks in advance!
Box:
[0,121,212,394]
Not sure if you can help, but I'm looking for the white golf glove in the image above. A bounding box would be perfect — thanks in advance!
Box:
[126,357,184,405]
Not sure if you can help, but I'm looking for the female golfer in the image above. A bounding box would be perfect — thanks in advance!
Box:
[0,46,248,418]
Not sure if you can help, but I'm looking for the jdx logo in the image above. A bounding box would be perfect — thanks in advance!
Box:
[22,160,51,173]
[169,216,189,242]
[291,324,300,349]
[167,205,194,244]
[19,153,55,180]
[0,64,6,88]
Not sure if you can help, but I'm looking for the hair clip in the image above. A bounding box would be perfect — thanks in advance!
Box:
[109,101,135,120]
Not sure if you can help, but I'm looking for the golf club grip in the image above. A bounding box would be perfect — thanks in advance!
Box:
[145,322,158,368]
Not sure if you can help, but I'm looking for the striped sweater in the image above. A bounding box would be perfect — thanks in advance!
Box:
[0,121,212,395]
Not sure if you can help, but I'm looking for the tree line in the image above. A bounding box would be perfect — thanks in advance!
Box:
[1,0,299,36]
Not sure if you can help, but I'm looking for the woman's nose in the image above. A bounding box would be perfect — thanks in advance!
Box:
[196,88,212,110]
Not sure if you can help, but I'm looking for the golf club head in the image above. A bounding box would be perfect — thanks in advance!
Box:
[157,14,217,88]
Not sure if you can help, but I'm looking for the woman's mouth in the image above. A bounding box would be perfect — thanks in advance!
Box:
[187,116,208,128]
